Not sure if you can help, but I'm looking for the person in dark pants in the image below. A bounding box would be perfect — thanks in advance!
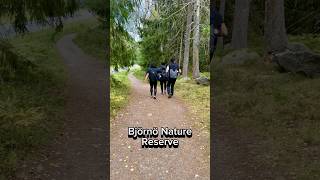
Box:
[145,64,161,99]
[166,58,180,98]
[159,62,168,95]
[210,7,223,62]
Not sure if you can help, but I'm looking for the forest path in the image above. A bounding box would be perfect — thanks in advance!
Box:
[110,74,210,180]
[17,34,108,180]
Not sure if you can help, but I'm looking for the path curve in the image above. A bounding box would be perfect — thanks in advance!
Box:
[17,34,108,180]
[110,75,210,179]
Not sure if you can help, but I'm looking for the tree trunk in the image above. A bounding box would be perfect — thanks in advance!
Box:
[192,0,201,78]
[265,0,288,53]
[231,0,250,49]
[182,0,193,79]
[179,30,184,67]
[218,0,226,48]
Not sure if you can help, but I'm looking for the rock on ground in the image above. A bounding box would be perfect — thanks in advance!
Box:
[195,77,210,86]
[273,43,320,78]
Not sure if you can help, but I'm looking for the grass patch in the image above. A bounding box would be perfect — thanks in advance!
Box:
[132,68,145,80]
[213,58,320,178]
[289,34,320,53]
[73,25,105,60]
[0,18,98,179]
[110,71,130,118]
[175,77,210,131]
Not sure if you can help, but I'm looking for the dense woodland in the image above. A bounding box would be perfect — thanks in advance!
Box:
[110,0,210,79]
[212,0,320,52]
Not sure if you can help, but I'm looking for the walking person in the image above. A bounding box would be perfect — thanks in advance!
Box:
[166,58,180,98]
[145,64,161,99]
[210,7,223,62]
[159,62,168,95]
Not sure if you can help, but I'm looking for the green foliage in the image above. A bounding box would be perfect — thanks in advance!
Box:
[110,71,130,118]
[85,0,108,24]
[0,29,65,178]
[0,0,79,33]
[73,24,106,60]
[110,0,139,70]
[111,25,136,70]
[289,34,320,53]
[139,1,185,67]
[0,40,36,82]
[85,0,139,69]
[139,0,210,70]
[139,18,169,66]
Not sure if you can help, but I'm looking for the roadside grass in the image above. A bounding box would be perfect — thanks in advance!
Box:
[289,34,320,53]
[0,18,98,179]
[213,35,320,179]
[110,72,130,119]
[175,75,210,131]
[132,68,145,80]
[73,25,105,61]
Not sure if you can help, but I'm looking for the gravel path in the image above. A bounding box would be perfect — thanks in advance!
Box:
[110,75,210,180]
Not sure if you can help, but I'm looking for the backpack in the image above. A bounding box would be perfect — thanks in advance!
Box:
[149,68,158,82]
[160,65,167,80]
[169,64,179,79]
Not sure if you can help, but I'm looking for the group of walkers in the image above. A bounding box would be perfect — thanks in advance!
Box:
[145,58,180,99]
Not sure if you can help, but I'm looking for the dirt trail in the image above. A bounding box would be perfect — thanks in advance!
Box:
[17,34,108,180]
[110,75,210,180]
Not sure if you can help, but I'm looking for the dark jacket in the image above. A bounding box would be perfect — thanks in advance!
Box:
[210,9,223,35]
[146,67,161,82]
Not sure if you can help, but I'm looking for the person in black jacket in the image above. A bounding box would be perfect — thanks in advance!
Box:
[145,64,161,99]
[210,7,223,62]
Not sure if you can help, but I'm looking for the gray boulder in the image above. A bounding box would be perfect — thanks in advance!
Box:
[287,42,312,53]
[273,43,320,78]
[221,49,260,65]
[195,77,210,86]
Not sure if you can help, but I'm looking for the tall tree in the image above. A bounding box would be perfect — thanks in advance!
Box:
[265,0,288,53]
[192,0,201,78]
[179,30,184,67]
[182,0,194,79]
[231,0,250,49]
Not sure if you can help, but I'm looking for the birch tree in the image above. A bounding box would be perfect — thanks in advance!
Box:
[192,0,201,78]
[183,0,194,79]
